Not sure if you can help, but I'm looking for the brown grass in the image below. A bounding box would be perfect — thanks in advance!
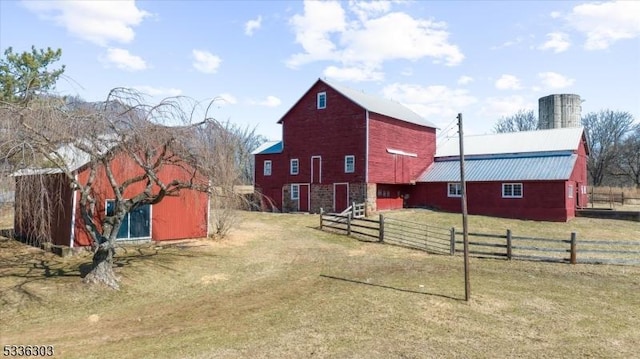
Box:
[1,211,639,358]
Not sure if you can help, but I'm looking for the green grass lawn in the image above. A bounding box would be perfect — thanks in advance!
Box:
[1,210,639,358]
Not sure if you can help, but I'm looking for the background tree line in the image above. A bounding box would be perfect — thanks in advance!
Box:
[494,109,639,188]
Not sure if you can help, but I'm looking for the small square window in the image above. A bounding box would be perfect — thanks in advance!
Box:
[264,160,272,176]
[344,155,355,173]
[317,92,327,109]
[290,159,299,175]
[291,184,299,200]
[448,183,462,197]
[502,183,523,198]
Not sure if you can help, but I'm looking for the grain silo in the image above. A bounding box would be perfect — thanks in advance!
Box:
[538,94,582,129]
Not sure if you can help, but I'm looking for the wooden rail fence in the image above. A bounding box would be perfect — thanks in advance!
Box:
[319,213,640,266]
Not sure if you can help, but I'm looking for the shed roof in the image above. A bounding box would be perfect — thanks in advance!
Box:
[435,127,586,158]
[251,140,283,155]
[417,154,578,182]
[12,135,118,177]
[278,79,437,129]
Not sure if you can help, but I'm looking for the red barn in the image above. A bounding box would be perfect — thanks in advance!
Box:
[254,78,590,222]
[410,127,589,221]
[253,78,437,214]
[14,146,210,248]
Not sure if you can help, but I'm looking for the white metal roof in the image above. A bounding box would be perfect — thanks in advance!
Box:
[12,135,118,177]
[323,79,437,128]
[435,127,585,157]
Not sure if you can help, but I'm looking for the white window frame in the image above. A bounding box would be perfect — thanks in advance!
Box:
[344,155,355,173]
[291,184,299,200]
[263,160,272,176]
[105,200,152,240]
[502,183,523,198]
[448,182,462,197]
[317,92,327,109]
[290,158,299,175]
[568,184,574,198]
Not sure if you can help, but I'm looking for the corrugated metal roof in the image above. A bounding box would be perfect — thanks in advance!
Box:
[251,140,283,155]
[417,154,577,182]
[436,127,585,157]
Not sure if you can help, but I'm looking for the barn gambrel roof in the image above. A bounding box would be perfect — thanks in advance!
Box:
[278,78,437,129]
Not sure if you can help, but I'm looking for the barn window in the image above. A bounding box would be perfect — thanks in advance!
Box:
[105,200,151,240]
[264,160,272,176]
[317,92,327,109]
[502,183,523,198]
[448,183,462,197]
[568,184,574,198]
[291,184,299,200]
[290,159,299,175]
[344,155,355,173]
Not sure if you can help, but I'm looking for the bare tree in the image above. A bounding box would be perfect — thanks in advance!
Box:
[195,120,266,237]
[3,90,215,289]
[582,110,635,186]
[493,109,538,133]
[612,124,640,188]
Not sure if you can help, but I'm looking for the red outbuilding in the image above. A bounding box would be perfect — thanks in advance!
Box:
[411,127,590,222]
[254,78,590,222]
[14,145,210,248]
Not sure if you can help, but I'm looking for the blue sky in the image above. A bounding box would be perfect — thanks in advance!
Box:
[1,0,638,140]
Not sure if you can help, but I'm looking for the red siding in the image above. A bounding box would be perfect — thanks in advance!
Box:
[368,114,435,184]
[254,80,370,211]
[71,151,209,246]
[409,181,571,222]
[569,136,589,209]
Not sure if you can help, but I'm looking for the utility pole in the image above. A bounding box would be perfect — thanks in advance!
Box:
[457,113,470,301]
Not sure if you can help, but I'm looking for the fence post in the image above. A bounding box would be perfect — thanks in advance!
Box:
[506,229,512,260]
[319,208,323,230]
[352,202,356,218]
[570,232,577,264]
[347,214,352,236]
[450,228,455,255]
[378,214,384,242]
[622,191,625,206]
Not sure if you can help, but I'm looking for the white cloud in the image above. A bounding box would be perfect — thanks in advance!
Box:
[550,11,561,19]
[287,0,463,80]
[323,65,384,82]
[103,48,147,71]
[23,0,149,46]
[479,96,535,119]
[257,96,282,107]
[566,1,640,50]
[133,86,182,97]
[217,93,237,106]
[192,50,222,74]
[457,76,473,85]
[382,83,478,122]
[495,74,522,90]
[245,15,262,36]
[491,37,523,50]
[287,0,347,67]
[538,71,575,89]
[538,32,570,53]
